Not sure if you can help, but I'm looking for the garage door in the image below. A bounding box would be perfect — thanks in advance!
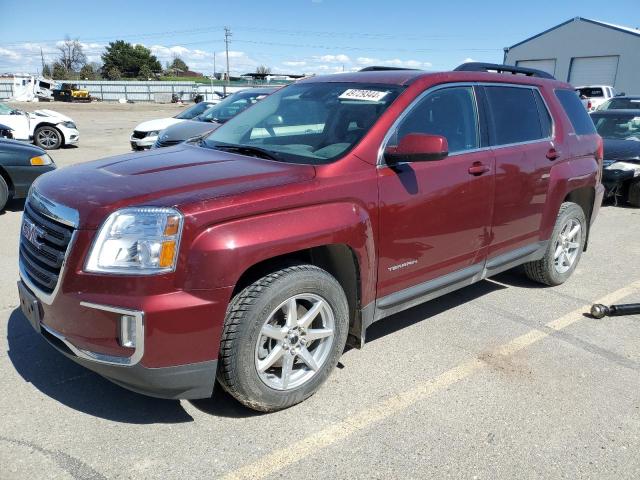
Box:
[516,59,557,76]
[569,56,619,86]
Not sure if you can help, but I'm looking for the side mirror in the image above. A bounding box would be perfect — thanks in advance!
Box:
[265,115,284,127]
[384,133,448,163]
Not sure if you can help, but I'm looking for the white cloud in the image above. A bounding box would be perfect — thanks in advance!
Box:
[283,61,307,67]
[315,54,351,64]
[463,57,476,63]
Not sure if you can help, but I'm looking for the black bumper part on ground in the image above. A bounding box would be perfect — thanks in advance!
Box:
[37,319,217,400]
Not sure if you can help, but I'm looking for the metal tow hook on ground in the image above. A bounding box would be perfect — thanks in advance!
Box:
[590,303,640,319]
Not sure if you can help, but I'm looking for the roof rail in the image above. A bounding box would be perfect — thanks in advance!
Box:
[359,66,420,72]
[453,62,555,79]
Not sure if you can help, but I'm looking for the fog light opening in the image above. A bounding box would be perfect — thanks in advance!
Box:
[119,315,137,348]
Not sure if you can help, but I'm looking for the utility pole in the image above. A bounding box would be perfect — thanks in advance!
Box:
[213,51,216,78]
[40,47,46,76]
[224,27,232,95]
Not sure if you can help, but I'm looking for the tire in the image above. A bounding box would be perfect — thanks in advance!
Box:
[0,175,8,212]
[628,179,640,208]
[34,126,63,150]
[218,265,349,412]
[524,202,587,286]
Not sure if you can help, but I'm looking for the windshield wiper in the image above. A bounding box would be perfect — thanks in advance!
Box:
[212,143,279,161]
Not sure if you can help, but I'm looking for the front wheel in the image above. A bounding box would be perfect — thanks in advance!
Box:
[217,265,349,412]
[524,202,586,286]
[34,126,62,150]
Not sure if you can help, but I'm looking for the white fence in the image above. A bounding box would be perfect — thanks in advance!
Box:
[0,79,269,102]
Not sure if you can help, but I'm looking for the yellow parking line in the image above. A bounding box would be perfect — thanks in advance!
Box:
[222,280,640,480]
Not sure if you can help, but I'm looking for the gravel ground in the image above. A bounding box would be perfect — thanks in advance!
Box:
[0,101,639,480]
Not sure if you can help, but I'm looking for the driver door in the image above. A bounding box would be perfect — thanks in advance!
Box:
[376,85,494,310]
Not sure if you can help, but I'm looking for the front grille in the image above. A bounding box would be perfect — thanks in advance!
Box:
[154,138,182,148]
[19,202,75,294]
[132,130,147,139]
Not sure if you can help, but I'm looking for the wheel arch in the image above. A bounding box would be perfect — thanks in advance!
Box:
[33,123,64,146]
[563,186,595,251]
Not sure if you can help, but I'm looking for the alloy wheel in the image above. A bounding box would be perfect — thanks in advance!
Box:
[254,293,335,391]
[553,218,581,274]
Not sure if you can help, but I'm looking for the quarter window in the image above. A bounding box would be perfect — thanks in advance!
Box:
[484,86,545,146]
[555,89,597,135]
[393,86,479,154]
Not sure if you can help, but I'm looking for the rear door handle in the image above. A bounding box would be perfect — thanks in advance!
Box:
[468,163,490,176]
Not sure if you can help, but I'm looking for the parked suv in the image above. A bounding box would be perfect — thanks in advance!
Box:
[18,63,604,412]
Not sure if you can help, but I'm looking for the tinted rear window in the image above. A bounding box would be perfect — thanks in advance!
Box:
[555,89,597,135]
[576,87,603,98]
[484,86,544,145]
[603,97,640,110]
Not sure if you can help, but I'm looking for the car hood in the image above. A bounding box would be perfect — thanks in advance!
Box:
[32,144,316,229]
[159,120,221,142]
[603,139,640,166]
[135,117,183,132]
[29,109,74,124]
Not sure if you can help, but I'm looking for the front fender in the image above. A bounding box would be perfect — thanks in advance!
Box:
[182,202,376,303]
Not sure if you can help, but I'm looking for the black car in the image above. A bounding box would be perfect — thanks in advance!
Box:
[153,87,278,148]
[590,110,640,207]
[597,96,640,111]
[0,139,56,211]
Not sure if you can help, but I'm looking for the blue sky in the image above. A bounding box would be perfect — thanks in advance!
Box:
[1,0,639,75]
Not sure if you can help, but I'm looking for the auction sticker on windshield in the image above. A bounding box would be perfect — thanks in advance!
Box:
[339,89,389,102]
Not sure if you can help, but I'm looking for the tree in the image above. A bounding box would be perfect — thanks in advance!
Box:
[101,40,161,78]
[169,56,189,73]
[105,66,122,80]
[42,64,52,78]
[138,64,153,80]
[58,37,87,72]
[80,63,100,80]
[52,62,68,80]
[256,65,271,75]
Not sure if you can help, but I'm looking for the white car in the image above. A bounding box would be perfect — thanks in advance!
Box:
[575,85,617,112]
[0,103,79,150]
[130,101,219,150]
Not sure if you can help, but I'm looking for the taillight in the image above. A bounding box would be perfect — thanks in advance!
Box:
[596,136,604,161]
[587,100,592,110]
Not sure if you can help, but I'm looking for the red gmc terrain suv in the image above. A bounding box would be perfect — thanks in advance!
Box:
[18,63,604,411]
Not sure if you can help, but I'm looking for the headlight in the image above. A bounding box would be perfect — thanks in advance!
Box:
[30,154,53,166]
[146,130,160,137]
[62,121,76,129]
[85,207,183,275]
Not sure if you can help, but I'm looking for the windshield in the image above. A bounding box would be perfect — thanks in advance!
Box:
[576,87,604,98]
[592,114,640,141]
[174,102,214,120]
[197,91,272,123]
[203,82,404,164]
[0,103,14,115]
[598,97,640,110]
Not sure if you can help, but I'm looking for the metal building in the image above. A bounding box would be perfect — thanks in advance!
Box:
[504,17,640,94]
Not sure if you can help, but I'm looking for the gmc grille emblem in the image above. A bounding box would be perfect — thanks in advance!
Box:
[22,218,45,249]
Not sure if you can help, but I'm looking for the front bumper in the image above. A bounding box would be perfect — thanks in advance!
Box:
[58,125,80,145]
[130,134,158,150]
[18,278,223,400]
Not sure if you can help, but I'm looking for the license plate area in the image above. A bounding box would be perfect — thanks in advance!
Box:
[18,281,42,333]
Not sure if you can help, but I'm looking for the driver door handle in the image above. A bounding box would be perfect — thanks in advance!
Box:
[468,162,490,176]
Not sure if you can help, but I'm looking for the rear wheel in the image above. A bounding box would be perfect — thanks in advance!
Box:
[524,202,586,286]
[0,176,8,212]
[628,179,640,208]
[34,126,62,150]
[217,265,349,412]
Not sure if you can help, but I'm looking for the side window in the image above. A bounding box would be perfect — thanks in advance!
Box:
[484,86,544,145]
[533,90,553,138]
[555,89,597,135]
[394,86,479,154]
